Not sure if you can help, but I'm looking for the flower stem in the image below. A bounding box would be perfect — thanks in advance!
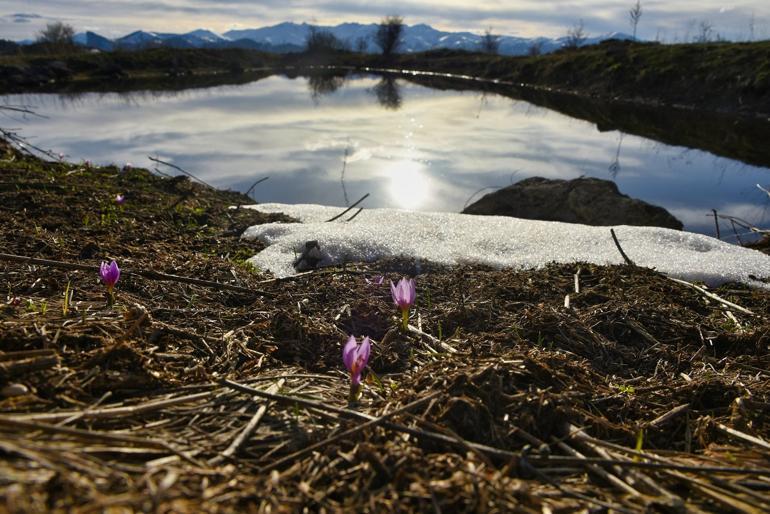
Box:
[348,383,362,404]
[401,309,409,331]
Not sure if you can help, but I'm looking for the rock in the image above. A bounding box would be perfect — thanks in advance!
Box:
[293,240,323,271]
[2,383,29,398]
[462,177,683,230]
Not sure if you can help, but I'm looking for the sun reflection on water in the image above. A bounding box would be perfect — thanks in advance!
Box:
[384,159,431,211]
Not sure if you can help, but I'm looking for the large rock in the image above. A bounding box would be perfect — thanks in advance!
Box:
[462,177,683,230]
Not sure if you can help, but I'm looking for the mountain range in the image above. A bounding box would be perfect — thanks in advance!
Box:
[66,22,633,56]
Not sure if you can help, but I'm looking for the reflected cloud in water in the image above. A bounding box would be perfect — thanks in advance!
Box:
[2,74,770,235]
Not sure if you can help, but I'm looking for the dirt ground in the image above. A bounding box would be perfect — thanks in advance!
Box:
[1,135,770,512]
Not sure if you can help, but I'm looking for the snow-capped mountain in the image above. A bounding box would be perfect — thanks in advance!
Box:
[66,23,634,55]
[185,29,230,44]
[107,29,232,49]
[73,31,115,51]
[223,22,633,54]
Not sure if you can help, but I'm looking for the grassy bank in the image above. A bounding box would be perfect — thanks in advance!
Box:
[2,40,770,116]
[364,39,770,116]
[0,47,282,92]
[1,137,770,510]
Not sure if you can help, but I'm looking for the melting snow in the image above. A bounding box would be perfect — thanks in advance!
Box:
[241,203,770,288]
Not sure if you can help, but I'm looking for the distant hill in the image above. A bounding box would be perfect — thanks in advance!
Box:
[52,23,634,55]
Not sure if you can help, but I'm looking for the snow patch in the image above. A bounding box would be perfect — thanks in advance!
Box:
[241,203,770,287]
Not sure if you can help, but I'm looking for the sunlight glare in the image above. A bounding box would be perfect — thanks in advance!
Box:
[384,159,431,210]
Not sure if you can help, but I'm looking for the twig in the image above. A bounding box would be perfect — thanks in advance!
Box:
[0,417,203,466]
[152,166,174,179]
[716,423,770,451]
[148,156,216,189]
[407,324,458,353]
[0,355,59,379]
[4,391,213,422]
[666,276,755,316]
[346,208,364,222]
[326,193,369,222]
[712,212,770,235]
[340,146,350,206]
[508,425,637,513]
[565,424,681,503]
[711,209,721,239]
[244,176,269,199]
[0,105,47,117]
[648,403,689,428]
[610,228,635,266]
[259,392,440,472]
[0,349,57,361]
[561,433,770,475]
[0,127,59,160]
[731,219,745,245]
[0,252,273,297]
[551,436,642,497]
[220,379,520,461]
[209,380,285,465]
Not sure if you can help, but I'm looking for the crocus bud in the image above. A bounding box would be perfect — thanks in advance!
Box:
[390,277,416,330]
[343,335,371,401]
[99,260,120,291]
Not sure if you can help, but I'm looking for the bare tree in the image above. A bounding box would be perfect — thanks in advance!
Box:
[304,26,345,54]
[355,36,368,53]
[629,1,643,40]
[479,27,500,54]
[748,12,756,42]
[695,20,714,43]
[375,15,404,57]
[37,21,75,46]
[527,40,543,56]
[565,19,586,49]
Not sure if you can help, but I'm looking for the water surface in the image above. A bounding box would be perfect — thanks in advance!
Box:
[3,73,769,238]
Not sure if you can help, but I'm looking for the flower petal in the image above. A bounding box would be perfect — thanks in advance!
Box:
[342,335,358,371]
[358,336,371,367]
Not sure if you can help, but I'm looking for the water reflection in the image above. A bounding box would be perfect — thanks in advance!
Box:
[608,133,625,180]
[306,70,347,103]
[2,74,769,236]
[382,159,431,210]
[372,76,402,110]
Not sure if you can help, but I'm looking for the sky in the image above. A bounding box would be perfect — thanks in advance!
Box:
[1,1,768,42]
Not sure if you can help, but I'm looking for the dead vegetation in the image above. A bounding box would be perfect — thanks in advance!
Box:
[1,136,770,512]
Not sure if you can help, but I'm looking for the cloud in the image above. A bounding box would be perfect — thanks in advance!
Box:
[8,12,42,23]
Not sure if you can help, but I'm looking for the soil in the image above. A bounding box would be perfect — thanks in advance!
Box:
[1,135,770,512]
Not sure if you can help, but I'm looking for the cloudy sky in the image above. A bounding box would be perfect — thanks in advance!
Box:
[1,1,768,42]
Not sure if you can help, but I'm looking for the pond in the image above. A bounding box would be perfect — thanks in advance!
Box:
[2,72,770,238]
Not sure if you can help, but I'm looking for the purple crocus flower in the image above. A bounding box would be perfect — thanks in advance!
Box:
[343,335,370,398]
[115,193,125,205]
[365,275,384,286]
[99,260,120,292]
[391,277,416,330]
